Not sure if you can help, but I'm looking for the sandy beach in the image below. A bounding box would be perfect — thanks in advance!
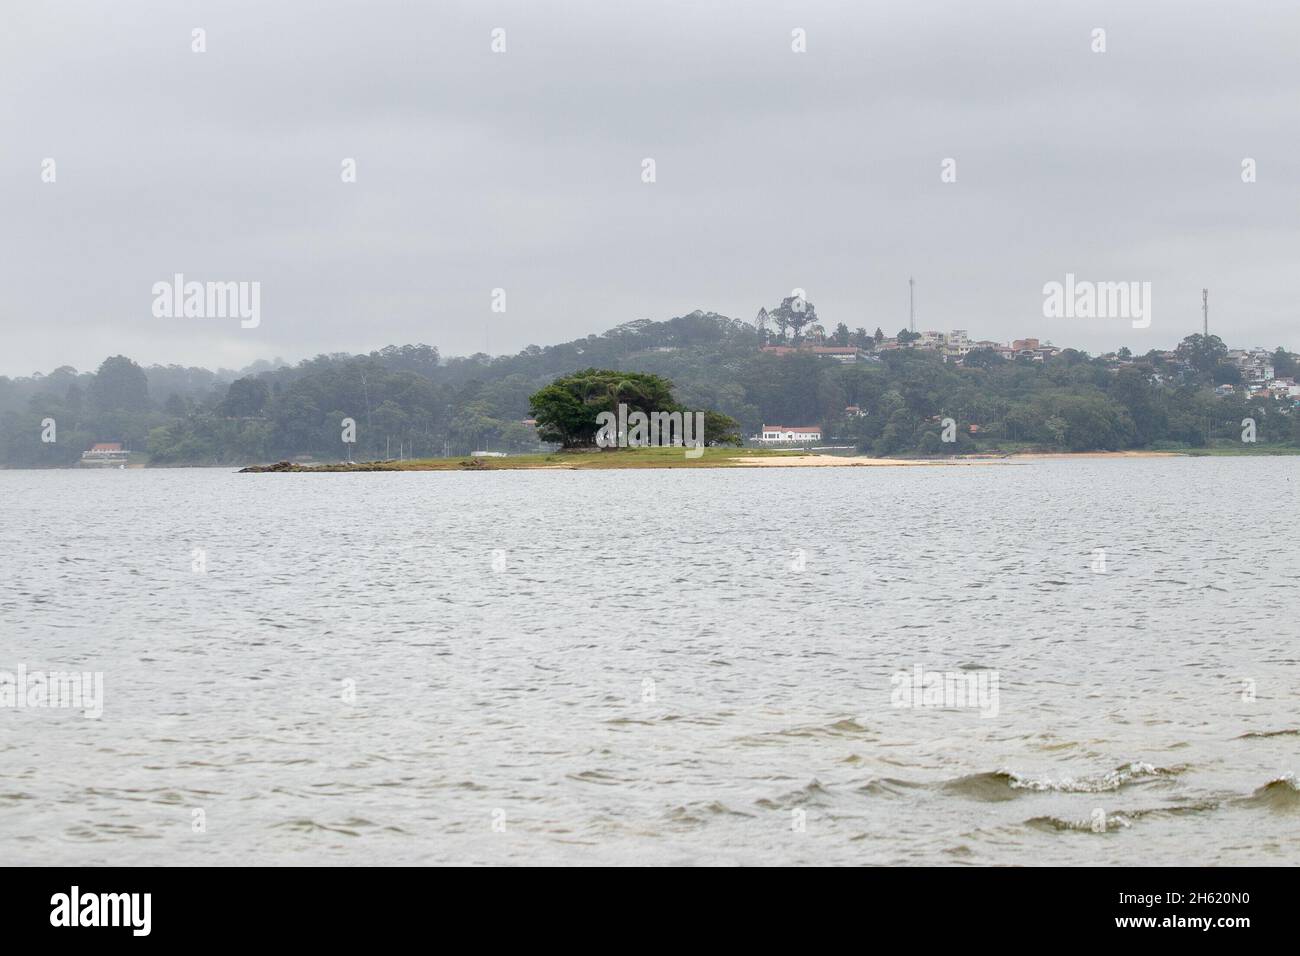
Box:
[972,450,1184,460]
[726,449,1191,467]
[726,454,995,467]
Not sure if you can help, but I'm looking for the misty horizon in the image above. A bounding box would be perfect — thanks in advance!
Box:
[5,0,1299,377]
[4,302,1293,382]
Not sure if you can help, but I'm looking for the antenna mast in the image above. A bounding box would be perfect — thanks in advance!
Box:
[909,277,915,333]
[1202,288,1208,337]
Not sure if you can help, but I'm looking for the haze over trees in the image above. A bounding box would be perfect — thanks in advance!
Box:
[0,311,1297,466]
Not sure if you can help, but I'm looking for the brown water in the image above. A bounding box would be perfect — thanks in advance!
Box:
[0,458,1297,864]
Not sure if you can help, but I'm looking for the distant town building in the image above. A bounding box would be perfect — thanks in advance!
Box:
[1267,377,1300,399]
[1003,338,1062,362]
[914,330,975,362]
[1225,348,1274,382]
[942,330,971,360]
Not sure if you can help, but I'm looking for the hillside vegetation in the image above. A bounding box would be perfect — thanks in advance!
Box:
[2,310,1297,466]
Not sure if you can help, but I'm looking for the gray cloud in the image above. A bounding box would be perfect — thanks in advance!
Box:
[2,0,1297,376]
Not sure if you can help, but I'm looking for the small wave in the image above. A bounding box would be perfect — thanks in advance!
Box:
[1026,800,1220,833]
[775,717,871,739]
[565,769,628,787]
[271,817,372,836]
[737,717,872,746]
[665,801,754,827]
[943,762,1182,801]
[857,777,926,798]
[755,779,832,810]
[1026,814,1132,833]
[1236,729,1300,739]
[827,717,871,734]
[1237,775,1300,811]
[942,771,1022,802]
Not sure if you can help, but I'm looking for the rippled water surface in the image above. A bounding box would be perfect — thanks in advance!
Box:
[1,458,1297,865]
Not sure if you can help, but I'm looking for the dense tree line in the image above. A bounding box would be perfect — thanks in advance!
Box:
[1,312,1297,466]
[837,341,1300,455]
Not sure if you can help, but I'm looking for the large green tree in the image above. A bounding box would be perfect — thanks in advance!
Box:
[1176,334,1228,380]
[528,368,739,448]
[770,295,817,344]
[528,369,676,447]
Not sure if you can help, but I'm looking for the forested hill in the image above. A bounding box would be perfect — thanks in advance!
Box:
[1,309,1297,466]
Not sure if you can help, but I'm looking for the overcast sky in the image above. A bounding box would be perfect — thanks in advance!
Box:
[2,0,1297,377]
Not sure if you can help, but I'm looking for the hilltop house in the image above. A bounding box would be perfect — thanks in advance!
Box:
[919,330,970,358]
[1227,349,1275,383]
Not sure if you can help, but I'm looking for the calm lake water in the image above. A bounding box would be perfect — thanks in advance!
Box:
[1,458,1297,865]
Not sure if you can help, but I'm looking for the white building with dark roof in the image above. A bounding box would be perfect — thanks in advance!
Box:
[754,425,822,444]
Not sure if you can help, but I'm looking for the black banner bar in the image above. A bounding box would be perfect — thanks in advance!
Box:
[0,867,1280,942]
